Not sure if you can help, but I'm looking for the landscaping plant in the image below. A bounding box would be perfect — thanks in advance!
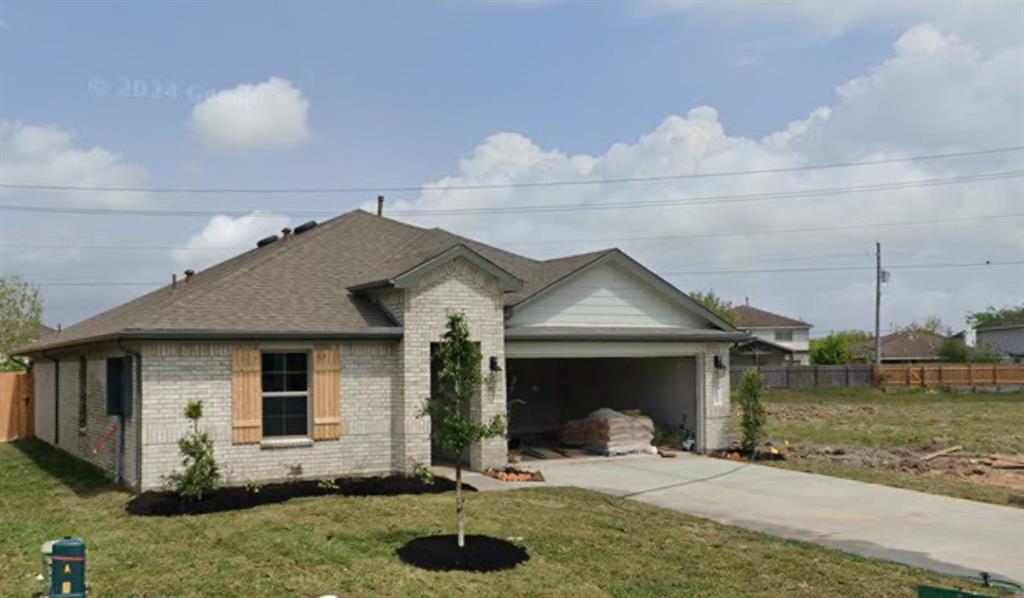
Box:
[167,400,220,501]
[421,312,505,548]
[736,369,767,455]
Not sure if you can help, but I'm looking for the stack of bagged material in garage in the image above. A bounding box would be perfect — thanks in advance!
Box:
[560,408,654,455]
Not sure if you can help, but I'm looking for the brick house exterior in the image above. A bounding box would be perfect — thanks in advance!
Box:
[20,210,746,491]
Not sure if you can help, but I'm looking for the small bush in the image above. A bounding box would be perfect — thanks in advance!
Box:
[736,370,767,455]
[166,400,219,501]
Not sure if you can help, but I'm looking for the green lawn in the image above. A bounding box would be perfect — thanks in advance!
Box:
[0,440,991,597]
[742,387,1024,507]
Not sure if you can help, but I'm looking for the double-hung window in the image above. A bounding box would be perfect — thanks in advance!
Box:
[775,330,794,342]
[261,352,309,437]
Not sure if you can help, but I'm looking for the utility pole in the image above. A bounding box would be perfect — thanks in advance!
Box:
[874,241,882,365]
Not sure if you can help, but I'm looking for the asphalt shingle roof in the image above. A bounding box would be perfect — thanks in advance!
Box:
[733,305,811,329]
[20,210,619,352]
[851,329,947,361]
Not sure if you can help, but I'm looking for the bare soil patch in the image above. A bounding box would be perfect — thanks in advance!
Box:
[786,444,1024,492]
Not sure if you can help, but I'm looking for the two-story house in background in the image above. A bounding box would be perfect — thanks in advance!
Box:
[732,303,812,365]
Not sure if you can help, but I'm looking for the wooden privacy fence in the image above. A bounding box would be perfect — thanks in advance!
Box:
[0,372,34,441]
[730,365,875,389]
[876,363,1024,388]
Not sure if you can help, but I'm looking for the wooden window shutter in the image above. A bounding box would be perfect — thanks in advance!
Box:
[312,345,342,440]
[231,346,262,444]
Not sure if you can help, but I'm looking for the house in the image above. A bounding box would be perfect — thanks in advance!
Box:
[974,314,1024,363]
[731,304,812,365]
[850,329,946,363]
[16,210,747,491]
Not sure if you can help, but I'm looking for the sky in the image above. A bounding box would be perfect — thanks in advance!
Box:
[0,0,1022,335]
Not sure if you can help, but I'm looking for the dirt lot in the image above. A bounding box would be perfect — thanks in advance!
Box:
[734,388,1024,507]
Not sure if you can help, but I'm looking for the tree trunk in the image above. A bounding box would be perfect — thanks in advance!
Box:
[456,459,465,549]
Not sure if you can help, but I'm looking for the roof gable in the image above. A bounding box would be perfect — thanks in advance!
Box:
[507,250,735,331]
[349,243,523,292]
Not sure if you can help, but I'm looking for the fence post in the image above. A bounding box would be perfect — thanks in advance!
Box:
[968,363,975,386]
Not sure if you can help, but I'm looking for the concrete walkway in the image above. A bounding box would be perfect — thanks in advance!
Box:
[456,455,1024,584]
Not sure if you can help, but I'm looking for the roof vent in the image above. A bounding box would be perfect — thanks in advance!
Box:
[257,235,279,248]
[294,220,317,235]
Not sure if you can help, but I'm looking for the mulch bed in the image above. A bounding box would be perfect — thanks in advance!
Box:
[396,535,530,572]
[126,476,475,517]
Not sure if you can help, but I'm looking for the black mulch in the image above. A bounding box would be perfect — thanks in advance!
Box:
[396,535,530,572]
[126,476,475,517]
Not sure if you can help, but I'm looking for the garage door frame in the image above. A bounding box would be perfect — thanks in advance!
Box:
[505,340,710,451]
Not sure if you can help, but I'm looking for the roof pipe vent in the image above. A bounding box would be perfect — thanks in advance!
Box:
[294,220,317,235]
[281,227,292,239]
[377,195,385,216]
[184,269,196,283]
[257,235,279,248]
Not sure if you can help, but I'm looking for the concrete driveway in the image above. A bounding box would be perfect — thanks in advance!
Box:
[516,454,1024,584]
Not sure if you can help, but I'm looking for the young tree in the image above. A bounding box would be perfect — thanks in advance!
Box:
[967,305,1024,328]
[689,289,737,326]
[0,274,44,372]
[938,337,969,363]
[736,369,767,455]
[421,313,505,548]
[168,400,220,501]
[809,334,853,365]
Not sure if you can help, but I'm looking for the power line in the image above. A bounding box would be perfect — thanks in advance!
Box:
[2,171,1020,219]
[2,145,1021,194]
[662,260,1024,276]
[388,171,1022,216]
[33,259,1021,288]
[504,212,1023,246]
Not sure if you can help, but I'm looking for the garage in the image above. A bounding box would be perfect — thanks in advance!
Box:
[506,356,700,452]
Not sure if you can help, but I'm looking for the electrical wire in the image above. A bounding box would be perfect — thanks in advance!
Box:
[1,171,1020,219]
[2,145,1021,194]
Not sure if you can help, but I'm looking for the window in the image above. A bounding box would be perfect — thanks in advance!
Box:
[261,352,309,437]
[78,355,88,432]
[775,330,794,342]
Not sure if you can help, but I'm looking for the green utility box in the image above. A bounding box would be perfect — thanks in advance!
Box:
[49,537,86,597]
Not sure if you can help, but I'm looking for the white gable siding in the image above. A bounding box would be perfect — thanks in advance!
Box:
[509,261,708,329]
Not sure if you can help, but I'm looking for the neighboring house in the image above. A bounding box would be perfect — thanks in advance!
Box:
[731,337,796,367]
[732,304,812,365]
[17,210,746,491]
[850,329,946,363]
[974,314,1024,363]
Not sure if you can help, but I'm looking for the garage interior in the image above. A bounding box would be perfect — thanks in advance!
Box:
[505,357,699,456]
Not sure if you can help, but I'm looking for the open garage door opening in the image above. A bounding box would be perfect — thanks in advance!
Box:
[505,357,700,457]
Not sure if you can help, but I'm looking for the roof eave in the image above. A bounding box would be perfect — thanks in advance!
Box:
[15,327,405,355]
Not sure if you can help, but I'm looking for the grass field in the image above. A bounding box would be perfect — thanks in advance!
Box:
[744,387,1024,507]
[0,440,988,597]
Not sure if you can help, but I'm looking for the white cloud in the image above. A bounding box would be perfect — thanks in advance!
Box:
[0,122,150,207]
[386,25,1024,333]
[655,1,1024,49]
[191,77,310,151]
[173,212,291,270]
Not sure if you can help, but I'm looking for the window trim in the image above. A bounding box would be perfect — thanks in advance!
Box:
[260,350,311,439]
[78,355,88,434]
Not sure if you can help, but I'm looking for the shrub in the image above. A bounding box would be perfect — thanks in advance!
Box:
[810,334,853,365]
[736,369,767,455]
[167,400,219,501]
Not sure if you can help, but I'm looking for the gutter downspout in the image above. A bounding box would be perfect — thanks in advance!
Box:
[118,341,143,490]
